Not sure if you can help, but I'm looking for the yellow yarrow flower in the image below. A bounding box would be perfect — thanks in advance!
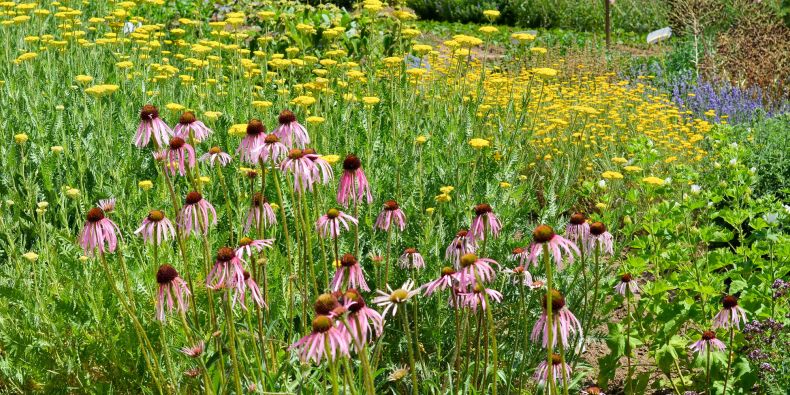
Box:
[601,171,624,179]
[138,180,154,191]
[642,176,665,186]
[469,138,490,149]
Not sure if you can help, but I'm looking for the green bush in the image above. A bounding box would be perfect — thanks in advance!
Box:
[406,0,669,32]
[748,115,790,199]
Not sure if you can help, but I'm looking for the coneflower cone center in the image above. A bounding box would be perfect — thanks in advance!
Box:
[140,104,158,120]
[209,146,222,155]
[169,137,185,149]
[314,293,339,315]
[341,253,357,267]
[344,289,366,312]
[148,210,165,222]
[533,224,555,243]
[312,315,332,333]
[179,111,196,124]
[702,330,716,340]
[550,353,563,365]
[326,208,340,219]
[390,289,409,302]
[278,109,296,124]
[383,200,399,211]
[216,247,235,262]
[342,154,361,171]
[247,119,265,135]
[404,247,417,254]
[303,148,316,155]
[590,221,607,236]
[288,149,303,160]
[185,191,202,205]
[441,266,456,276]
[156,264,178,284]
[620,273,633,283]
[252,192,265,206]
[512,247,525,255]
[542,289,566,311]
[86,207,105,222]
[239,237,253,247]
[460,253,478,268]
[570,212,586,225]
[474,203,492,215]
[722,295,738,308]
[264,134,279,144]
[243,270,251,281]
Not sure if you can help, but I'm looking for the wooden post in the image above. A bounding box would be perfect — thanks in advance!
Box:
[604,0,611,48]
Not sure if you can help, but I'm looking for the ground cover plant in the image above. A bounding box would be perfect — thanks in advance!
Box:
[0,1,788,394]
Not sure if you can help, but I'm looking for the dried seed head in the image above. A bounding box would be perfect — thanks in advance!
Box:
[460,253,478,268]
[570,212,586,225]
[246,170,258,179]
[147,210,165,222]
[156,264,179,284]
[247,119,265,136]
[140,104,159,120]
[541,289,566,311]
[590,222,607,236]
[512,247,525,255]
[216,247,235,262]
[86,207,105,223]
[340,253,357,267]
[474,203,492,216]
[278,109,296,124]
[178,111,196,124]
[512,265,525,274]
[533,224,555,243]
[314,293,339,315]
[722,295,738,309]
[342,154,361,171]
[311,315,332,333]
[584,386,602,395]
[185,191,202,205]
[383,200,400,211]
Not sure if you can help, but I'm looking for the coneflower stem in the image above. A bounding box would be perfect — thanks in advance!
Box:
[272,170,295,331]
[325,339,340,395]
[559,344,569,395]
[354,316,376,395]
[722,325,735,395]
[384,227,393,286]
[352,173,360,257]
[626,290,633,395]
[543,243,555,395]
[705,345,711,395]
[158,320,177,391]
[217,165,234,245]
[224,289,243,395]
[580,242,602,362]
[400,308,419,395]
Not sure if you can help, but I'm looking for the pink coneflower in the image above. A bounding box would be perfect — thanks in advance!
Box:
[565,213,590,245]
[423,267,458,297]
[273,109,310,148]
[178,192,217,236]
[712,295,748,330]
[534,354,572,386]
[173,111,212,142]
[289,314,350,363]
[280,149,316,193]
[134,104,172,148]
[331,254,370,292]
[340,289,384,349]
[244,192,277,233]
[528,277,547,290]
[254,134,289,164]
[459,283,503,311]
[469,203,502,241]
[445,229,477,269]
[303,148,334,185]
[398,248,425,270]
[165,136,197,177]
[206,247,246,291]
[232,270,266,310]
[337,154,373,207]
[375,200,407,232]
[238,119,267,164]
[503,265,535,287]
[527,225,580,270]
[98,197,116,213]
[316,208,358,239]
[586,222,614,255]
[235,236,274,260]
[614,273,640,296]
[689,330,726,354]
[155,264,191,321]
[457,253,499,288]
[373,279,420,318]
[200,146,232,167]
[508,246,529,263]
[134,210,176,244]
[179,341,204,358]
[79,207,121,256]
[531,289,583,348]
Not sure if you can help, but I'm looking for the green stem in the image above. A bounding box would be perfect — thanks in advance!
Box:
[224,289,243,395]
[543,243,555,395]
[722,326,735,395]
[400,307,418,395]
